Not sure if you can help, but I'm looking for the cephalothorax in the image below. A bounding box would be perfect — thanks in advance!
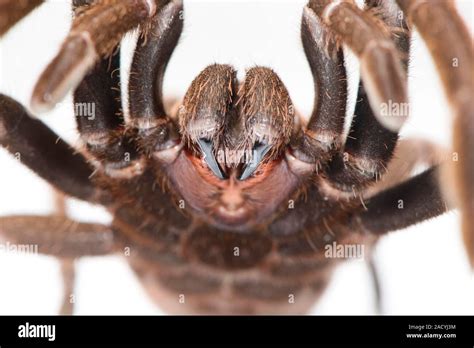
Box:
[0,0,472,314]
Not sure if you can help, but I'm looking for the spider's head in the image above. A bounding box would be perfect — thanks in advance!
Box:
[156,64,312,231]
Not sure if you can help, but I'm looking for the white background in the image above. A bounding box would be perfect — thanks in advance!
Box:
[0,0,473,315]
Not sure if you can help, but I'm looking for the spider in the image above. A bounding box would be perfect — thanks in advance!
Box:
[0,0,472,315]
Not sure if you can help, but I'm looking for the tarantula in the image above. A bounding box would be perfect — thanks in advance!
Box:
[0,0,472,315]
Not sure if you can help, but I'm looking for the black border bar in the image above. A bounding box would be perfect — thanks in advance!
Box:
[0,315,472,346]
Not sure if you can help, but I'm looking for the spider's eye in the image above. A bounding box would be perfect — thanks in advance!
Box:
[238,142,272,181]
[197,138,226,180]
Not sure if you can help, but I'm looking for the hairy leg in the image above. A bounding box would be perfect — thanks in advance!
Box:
[317,0,410,196]
[128,0,184,171]
[396,0,474,266]
[0,215,114,314]
[74,0,184,179]
[73,41,144,180]
[70,0,143,181]
[128,0,183,140]
[0,94,103,202]
[74,49,142,180]
[352,141,451,309]
[54,192,76,315]
[0,215,115,257]
[365,138,447,196]
[31,0,167,112]
[354,166,450,234]
[309,0,408,131]
[290,5,347,169]
[59,259,76,315]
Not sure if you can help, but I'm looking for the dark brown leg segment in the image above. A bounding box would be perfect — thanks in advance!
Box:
[59,259,76,315]
[366,138,447,196]
[53,192,76,315]
[74,45,143,180]
[321,0,410,194]
[309,0,408,132]
[129,0,183,153]
[0,94,101,202]
[0,215,114,314]
[71,0,146,180]
[0,215,115,257]
[72,0,123,136]
[291,5,347,168]
[356,166,451,235]
[31,0,160,112]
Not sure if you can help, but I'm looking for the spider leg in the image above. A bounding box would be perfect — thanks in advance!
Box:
[366,138,447,196]
[290,5,347,169]
[74,48,144,180]
[396,0,474,266]
[367,250,383,314]
[54,192,76,315]
[0,215,115,258]
[59,259,76,315]
[0,94,103,202]
[354,166,451,235]
[129,0,183,154]
[360,137,446,314]
[69,1,145,181]
[0,215,114,314]
[309,0,408,132]
[316,0,411,196]
[0,0,44,37]
[322,82,397,196]
[30,0,167,113]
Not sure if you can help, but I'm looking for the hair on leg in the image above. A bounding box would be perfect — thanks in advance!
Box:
[0,94,103,202]
[129,0,183,154]
[319,0,410,196]
[308,0,408,131]
[31,0,166,112]
[354,166,451,235]
[73,43,144,180]
[0,215,115,257]
[290,5,347,170]
[59,259,76,315]
[396,0,474,267]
